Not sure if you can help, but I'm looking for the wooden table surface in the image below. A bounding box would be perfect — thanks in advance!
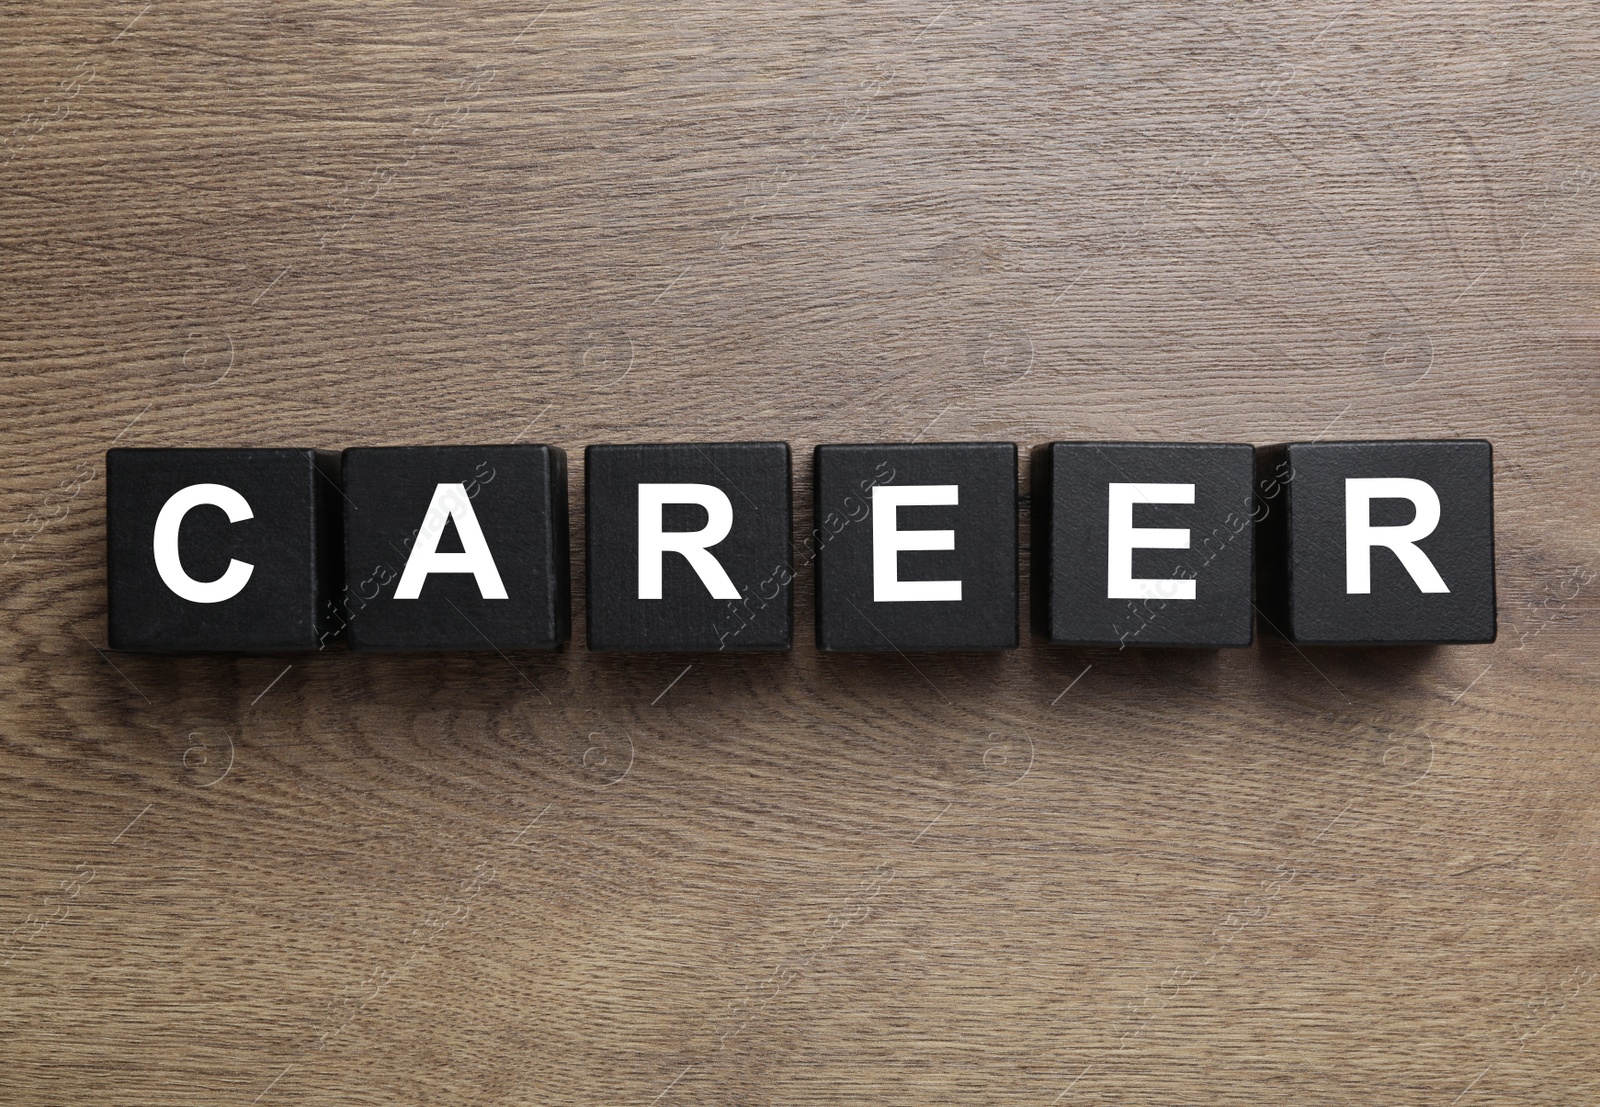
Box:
[3,3,1597,1103]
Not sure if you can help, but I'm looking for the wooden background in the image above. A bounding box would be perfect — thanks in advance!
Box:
[2,2,1597,1103]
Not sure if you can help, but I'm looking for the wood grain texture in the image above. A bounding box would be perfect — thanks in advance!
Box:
[2,2,1597,1103]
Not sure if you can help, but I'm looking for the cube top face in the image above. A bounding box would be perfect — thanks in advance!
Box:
[1036,442,1255,648]
[107,448,336,652]
[1280,439,1496,644]
[814,442,1017,652]
[342,445,569,652]
[585,442,792,652]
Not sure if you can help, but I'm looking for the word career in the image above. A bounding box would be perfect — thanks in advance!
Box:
[104,439,1496,653]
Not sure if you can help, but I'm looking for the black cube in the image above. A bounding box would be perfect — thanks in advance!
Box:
[815,443,1017,652]
[1032,442,1256,648]
[1257,439,1496,644]
[585,442,792,652]
[341,445,569,651]
[106,448,341,651]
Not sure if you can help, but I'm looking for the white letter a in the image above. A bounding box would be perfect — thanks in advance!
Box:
[394,483,508,600]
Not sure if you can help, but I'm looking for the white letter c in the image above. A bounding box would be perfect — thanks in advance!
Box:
[153,483,255,603]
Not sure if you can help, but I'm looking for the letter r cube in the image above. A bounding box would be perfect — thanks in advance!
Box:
[585,443,792,651]
[1256,439,1496,643]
